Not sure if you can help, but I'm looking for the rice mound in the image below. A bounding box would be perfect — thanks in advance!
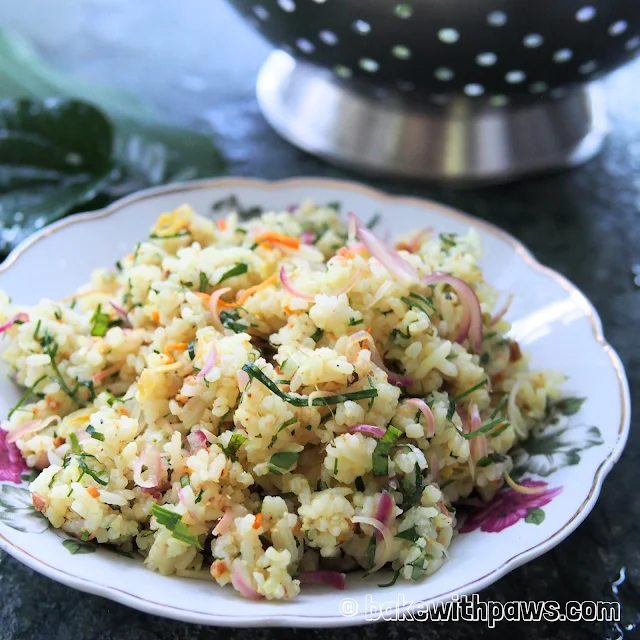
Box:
[0,201,563,600]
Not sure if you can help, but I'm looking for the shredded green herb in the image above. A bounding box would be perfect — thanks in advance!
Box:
[439,232,457,249]
[457,416,509,440]
[53,309,62,321]
[378,569,401,588]
[310,327,324,342]
[409,292,440,318]
[399,462,423,507]
[218,262,248,284]
[32,319,42,340]
[446,398,456,422]
[242,363,378,408]
[198,271,210,292]
[372,425,403,476]
[151,503,202,549]
[453,378,488,402]
[268,417,297,449]
[348,317,364,327]
[187,341,196,360]
[90,304,110,337]
[195,489,204,503]
[149,231,190,239]
[366,213,381,230]
[366,535,377,570]
[477,452,507,467]
[180,474,190,488]
[391,327,411,341]
[222,433,247,460]
[395,526,419,542]
[85,425,105,441]
[333,456,338,474]
[268,451,299,474]
[132,242,141,264]
[220,309,249,334]
[42,337,88,405]
[8,374,47,419]
[489,422,511,438]
[490,395,509,419]
[63,451,109,486]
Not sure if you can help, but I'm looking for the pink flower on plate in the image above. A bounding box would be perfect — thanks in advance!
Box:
[0,428,29,484]
[459,479,562,534]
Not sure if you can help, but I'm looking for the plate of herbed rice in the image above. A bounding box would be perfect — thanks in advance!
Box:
[0,178,629,627]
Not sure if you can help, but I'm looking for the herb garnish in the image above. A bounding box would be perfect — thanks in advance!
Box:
[348,317,364,327]
[218,262,248,284]
[187,341,196,360]
[453,378,488,402]
[366,213,381,230]
[85,425,105,441]
[90,304,110,337]
[310,328,324,342]
[180,474,190,488]
[268,417,297,448]
[372,425,402,476]
[242,363,378,408]
[149,230,190,240]
[8,374,46,419]
[477,452,507,467]
[198,271,209,292]
[395,526,419,541]
[221,433,247,460]
[268,451,299,474]
[151,503,202,549]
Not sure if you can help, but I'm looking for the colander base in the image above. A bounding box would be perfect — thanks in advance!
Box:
[257,51,608,186]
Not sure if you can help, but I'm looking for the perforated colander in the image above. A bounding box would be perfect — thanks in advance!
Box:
[226,1,640,183]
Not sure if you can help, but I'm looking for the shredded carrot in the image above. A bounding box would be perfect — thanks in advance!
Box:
[151,310,160,323]
[164,342,188,354]
[87,486,100,498]
[195,292,211,303]
[253,231,300,250]
[217,274,278,309]
[503,470,547,495]
[283,304,297,315]
[253,513,263,529]
[366,326,373,334]
[217,219,228,231]
[337,247,355,259]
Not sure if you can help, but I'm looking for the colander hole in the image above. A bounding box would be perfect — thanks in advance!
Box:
[333,65,352,78]
[487,11,507,27]
[438,28,460,44]
[434,67,455,81]
[476,52,497,66]
[523,34,544,48]
[353,20,371,35]
[296,38,314,53]
[489,95,509,107]
[394,4,413,19]
[609,21,628,36]
[319,30,338,45]
[553,49,573,63]
[392,45,412,59]
[252,5,269,20]
[575,6,596,22]
[277,0,295,12]
[579,60,598,74]
[505,70,526,84]
[397,80,416,91]
[359,58,379,72]
[529,82,549,94]
[464,83,484,97]
[626,36,640,50]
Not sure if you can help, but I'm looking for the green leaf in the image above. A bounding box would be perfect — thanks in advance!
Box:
[524,507,546,525]
[268,451,299,474]
[217,263,249,285]
[0,30,225,256]
[0,98,116,253]
[62,538,97,555]
[372,425,403,476]
[151,503,202,549]
[395,526,419,541]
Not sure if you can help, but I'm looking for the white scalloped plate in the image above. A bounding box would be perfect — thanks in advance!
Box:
[0,178,630,627]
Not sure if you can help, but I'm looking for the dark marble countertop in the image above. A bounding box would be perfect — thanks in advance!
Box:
[0,1,638,638]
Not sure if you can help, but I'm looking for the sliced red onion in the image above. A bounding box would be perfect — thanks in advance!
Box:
[351,515,393,573]
[177,487,197,519]
[93,362,123,384]
[349,213,419,286]
[300,231,315,245]
[133,445,162,489]
[109,302,131,328]
[405,398,436,438]
[231,559,262,599]
[469,403,488,462]
[405,228,432,253]
[299,571,346,590]
[237,369,250,389]
[209,287,231,332]
[187,430,208,454]
[140,482,171,496]
[5,415,60,444]
[0,313,29,334]
[491,293,514,326]
[348,424,386,439]
[76,428,90,442]
[373,491,394,539]
[197,346,218,379]
[213,508,234,536]
[388,373,414,388]
[422,273,483,352]
[279,265,315,302]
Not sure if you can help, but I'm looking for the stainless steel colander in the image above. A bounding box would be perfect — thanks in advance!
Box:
[227,0,640,183]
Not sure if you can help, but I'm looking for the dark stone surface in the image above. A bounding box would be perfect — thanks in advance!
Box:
[0,1,638,637]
